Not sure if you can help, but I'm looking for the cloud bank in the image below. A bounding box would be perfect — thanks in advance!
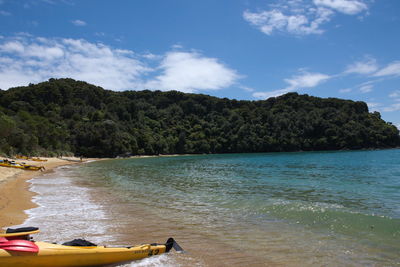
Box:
[0,36,240,92]
[145,51,240,93]
[0,37,148,90]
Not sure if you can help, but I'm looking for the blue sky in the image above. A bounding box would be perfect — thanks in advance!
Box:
[0,0,399,128]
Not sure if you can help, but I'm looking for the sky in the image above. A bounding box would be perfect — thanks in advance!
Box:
[0,0,399,128]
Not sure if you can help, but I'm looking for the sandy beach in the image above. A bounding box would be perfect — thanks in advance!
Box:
[0,157,91,230]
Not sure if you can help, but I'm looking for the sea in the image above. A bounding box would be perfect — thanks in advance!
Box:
[21,149,400,266]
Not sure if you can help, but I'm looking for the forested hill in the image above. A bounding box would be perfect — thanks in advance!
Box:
[0,78,399,157]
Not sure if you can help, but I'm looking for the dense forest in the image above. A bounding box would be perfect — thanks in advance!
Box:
[0,78,399,157]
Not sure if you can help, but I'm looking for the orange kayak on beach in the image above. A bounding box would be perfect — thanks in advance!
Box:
[0,227,183,267]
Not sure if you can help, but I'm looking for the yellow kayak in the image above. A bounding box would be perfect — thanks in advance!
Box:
[31,158,48,162]
[0,161,44,171]
[0,227,182,267]
[16,155,47,162]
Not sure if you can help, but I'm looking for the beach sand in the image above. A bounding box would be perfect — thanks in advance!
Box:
[0,157,90,229]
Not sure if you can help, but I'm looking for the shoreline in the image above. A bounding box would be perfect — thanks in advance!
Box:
[1,148,398,230]
[0,157,98,230]
[0,154,180,230]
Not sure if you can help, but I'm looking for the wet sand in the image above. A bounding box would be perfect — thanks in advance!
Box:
[0,157,94,229]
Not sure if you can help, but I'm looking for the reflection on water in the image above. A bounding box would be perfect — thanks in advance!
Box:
[19,150,400,266]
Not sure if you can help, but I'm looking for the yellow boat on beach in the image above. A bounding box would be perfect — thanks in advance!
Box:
[31,157,48,162]
[0,160,44,171]
[15,155,48,162]
[0,227,183,267]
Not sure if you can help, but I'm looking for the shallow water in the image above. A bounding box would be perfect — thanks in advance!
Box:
[21,150,400,266]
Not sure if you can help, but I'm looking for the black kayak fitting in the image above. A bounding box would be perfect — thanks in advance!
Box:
[165,238,184,253]
[62,239,97,247]
[6,227,39,233]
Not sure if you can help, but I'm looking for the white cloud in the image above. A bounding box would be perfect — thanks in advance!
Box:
[145,51,240,93]
[22,0,74,9]
[253,71,330,98]
[389,90,400,98]
[171,44,184,50]
[244,0,368,35]
[373,61,400,77]
[344,58,378,74]
[71,19,86,26]
[313,0,368,15]
[359,84,373,93]
[243,7,333,35]
[0,40,65,60]
[94,32,105,37]
[339,88,352,93]
[366,102,381,112]
[0,41,25,53]
[240,86,255,92]
[383,103,400,112]
[0,36,240,93]
[253,88,292,99]
[285,72,331,88]
[141,53,161,60]
[0,37,150,90]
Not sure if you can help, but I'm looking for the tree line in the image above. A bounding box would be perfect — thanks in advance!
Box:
[0,78,399,157]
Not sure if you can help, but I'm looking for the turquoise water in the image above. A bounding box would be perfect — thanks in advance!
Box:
[26,149,400,266]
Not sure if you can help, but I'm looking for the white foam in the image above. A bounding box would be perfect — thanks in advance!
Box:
[16,165,110,244]
[14,164,181,267]
[119,254,179,267]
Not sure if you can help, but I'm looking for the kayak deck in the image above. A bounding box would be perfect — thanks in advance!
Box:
[0,241,167,267]
[0,227,181,267]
